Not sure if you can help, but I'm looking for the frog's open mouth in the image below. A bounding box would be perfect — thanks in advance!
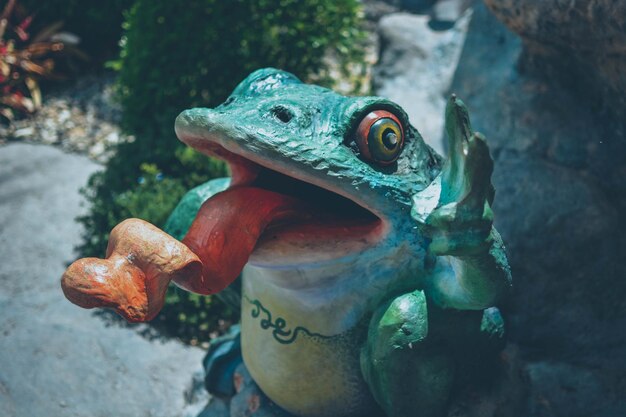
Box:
[59,107,393,321]
[176,129,386,270]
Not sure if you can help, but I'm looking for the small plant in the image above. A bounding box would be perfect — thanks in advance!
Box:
[0,0,77,122]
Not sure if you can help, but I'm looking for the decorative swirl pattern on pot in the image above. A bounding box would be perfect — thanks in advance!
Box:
[245,295,331,345]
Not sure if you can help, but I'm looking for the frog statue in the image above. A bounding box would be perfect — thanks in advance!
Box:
[61,68,512,417]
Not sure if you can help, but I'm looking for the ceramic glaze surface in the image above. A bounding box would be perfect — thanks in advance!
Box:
[61,68,512,417]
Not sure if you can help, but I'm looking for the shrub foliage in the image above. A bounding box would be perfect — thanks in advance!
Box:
[78,0,365,343]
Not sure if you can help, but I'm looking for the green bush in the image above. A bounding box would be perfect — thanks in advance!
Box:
[78,0,366,343]
[19,0,132,61]
[116,0,366,177]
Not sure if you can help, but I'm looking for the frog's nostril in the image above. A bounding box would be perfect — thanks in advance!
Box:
[271,105,294,123]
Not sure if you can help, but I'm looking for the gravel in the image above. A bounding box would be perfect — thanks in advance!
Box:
[0,73,132,163]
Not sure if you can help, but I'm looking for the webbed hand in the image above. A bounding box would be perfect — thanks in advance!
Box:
[419,95,496,257]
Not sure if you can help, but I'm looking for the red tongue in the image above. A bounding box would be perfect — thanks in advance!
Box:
[60,186,304,323]
[174,186,304,295]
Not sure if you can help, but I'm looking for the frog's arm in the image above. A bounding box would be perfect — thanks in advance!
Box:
[360,289,506,417]
[163,177,231,240]
[360,290,455,417]
[412,96,511,310]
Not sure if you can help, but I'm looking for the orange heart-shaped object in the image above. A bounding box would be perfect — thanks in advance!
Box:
[61,219,202,322]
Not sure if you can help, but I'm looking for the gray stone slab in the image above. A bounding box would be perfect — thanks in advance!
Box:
[449,4,626,415]
[0,143,206,417]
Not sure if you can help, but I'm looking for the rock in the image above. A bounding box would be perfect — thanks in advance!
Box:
[378,0,437,13]
[229,364,289,417]
[362,0,400,22]
[374,1,626,414]
[105,131,121,145]
[373,11,471,154]
[447,345,528,417]
[448,3,626,415]
[58,108,71,124]
[399,0,437,13]
[39,126,58,144]
[484,0,626,117]
[89,141,105,159]
[0,143,207,417]
[195,363,292,417]
[183,370,212,417]
[525,361,618,417]
[197,398,230,417]
[377,0,471,20]
[431,0,472,25]
[13,126,34,138]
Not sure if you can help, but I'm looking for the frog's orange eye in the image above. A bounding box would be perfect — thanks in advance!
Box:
[355,110,404,165]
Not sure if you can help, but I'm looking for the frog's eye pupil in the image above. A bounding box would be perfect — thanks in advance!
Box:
[383,129,398,149]
[354,110,404,165]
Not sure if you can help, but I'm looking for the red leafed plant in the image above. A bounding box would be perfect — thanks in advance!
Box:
[0,0,78,122]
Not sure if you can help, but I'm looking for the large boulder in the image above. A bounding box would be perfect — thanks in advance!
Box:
[449,3,626,416]
[373,0,626,414]
[485,0,626,116]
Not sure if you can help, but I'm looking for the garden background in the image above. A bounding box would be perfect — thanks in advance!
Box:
[0,1,624,416]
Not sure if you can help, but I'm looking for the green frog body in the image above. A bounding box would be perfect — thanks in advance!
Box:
[164,68,512,417]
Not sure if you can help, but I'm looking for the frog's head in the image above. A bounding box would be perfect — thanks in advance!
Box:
[175,68,442,269]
